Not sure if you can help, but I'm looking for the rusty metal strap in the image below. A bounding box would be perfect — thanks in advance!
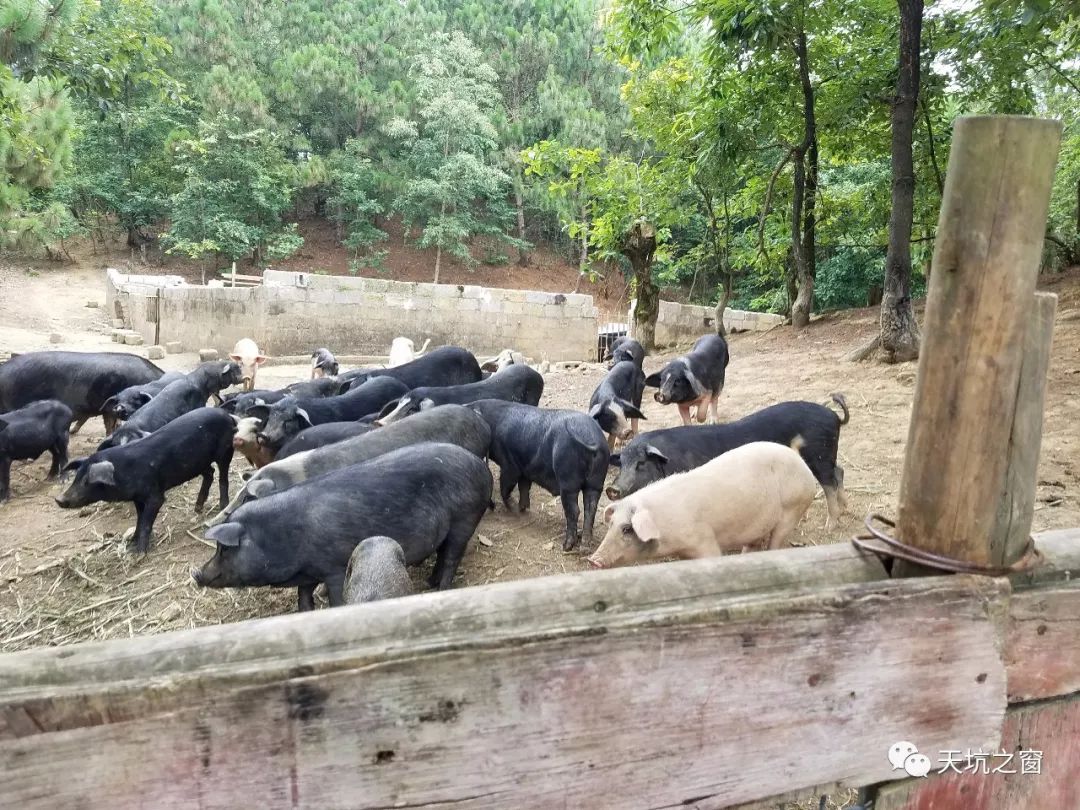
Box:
[851,514,1044,576]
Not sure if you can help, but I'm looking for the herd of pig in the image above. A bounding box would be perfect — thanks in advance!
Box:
[0,331,849,612]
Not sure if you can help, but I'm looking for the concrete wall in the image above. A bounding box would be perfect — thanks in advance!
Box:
[628,299,785,347]
[107,269,599,361]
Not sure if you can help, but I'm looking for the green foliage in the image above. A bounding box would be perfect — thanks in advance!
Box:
[389,32,512,275]
[163,119,300,262]
[325,139,386,258]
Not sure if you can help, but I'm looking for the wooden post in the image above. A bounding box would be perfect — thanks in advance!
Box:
[895,116,1062,569]
[990,291,1057,567]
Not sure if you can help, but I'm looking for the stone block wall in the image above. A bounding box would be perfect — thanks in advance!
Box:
[627,299,785,347]
[107,269,599,361]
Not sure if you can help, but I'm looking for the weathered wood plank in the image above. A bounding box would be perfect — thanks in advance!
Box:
[1005,581,1080,703]
[1010,528,1080,589]
[875,693,1080,810]
[896,116,1062,570]
[991,291,1057,568]
[0,570,1005,810]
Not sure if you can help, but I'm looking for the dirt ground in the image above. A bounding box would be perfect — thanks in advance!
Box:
[1,261,1079,655]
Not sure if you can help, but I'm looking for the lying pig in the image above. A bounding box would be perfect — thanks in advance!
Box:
[208,404,491,525]
[470,399,608,551]
[229,338,267,391]
[231,416,276,468]
[344,536,413,604]
[388,337,431,367]
[605,336,645,369]
[608,396,849,527]
[251,375,408,449]
[0,400,72,502]
[276,421,375,459]
[588,441,817,569]
[193,442,493,609]
[101,372,186,427]
[282,376,341,399]
[377,364,544,424]
[588,360,646,447]
[98,378,208,450]
[310,348,339,378]
[57,407,234,553]
[645,333,729,425]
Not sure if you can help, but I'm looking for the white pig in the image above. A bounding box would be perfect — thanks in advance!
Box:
[387,337,431,367]
[229,338,267,391]
[588,440,817,569]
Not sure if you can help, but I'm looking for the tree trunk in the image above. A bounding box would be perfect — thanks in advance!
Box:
[879,0,924,363]
[573,207,589,294]
[434,245,442,284]
[714,281,731,337]
[514,178,529,267]
[622,220,659,350]
[790,31,817,330]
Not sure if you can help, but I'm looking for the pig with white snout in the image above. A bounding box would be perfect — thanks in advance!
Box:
[229,338,267,391]
[588,440,817,569]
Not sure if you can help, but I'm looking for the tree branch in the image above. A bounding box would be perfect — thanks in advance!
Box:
[758,148,795,263]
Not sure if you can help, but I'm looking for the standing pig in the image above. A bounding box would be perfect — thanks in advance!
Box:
[186,360,245,404]
[588,441,817,569]
[605,337,645,369]
[344,536,413,604]
[607,396,849,527]
[310,348,339,378]
[0,351,163,433]
[209,404,491,524]
[192,442,493,610]
[469,399,608,551]
[644,333,729,425]
[56,407,235,553]
[230,416,276,469]
[0,400,73,502]
[337,346,481,392]
[100,372,186,428]
[229,338,267,391]
[97,378,208,450]
[588,360,647,447]
[388,337,431,367]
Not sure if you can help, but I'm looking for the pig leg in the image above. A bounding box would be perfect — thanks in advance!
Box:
[499,465,521,511]
[0,457,10,502]
[47,436,69,478]
[102,412,117,436]
[69,415,90,435]
[708,394,720,425]
[518,480,532,512]
[607,433,617,451]
[695,396,709,424]
[132,494,164,554]
[822,485,842,530]
[428,520,474,590]
[215,454,232,510]
[766,513,804,550]
[677,403,693,426]
[581,488,601,547]
[835,465,849,512]
[297,585,316,612]
[193,468,214,512]
[630,417,639,438]
[324,573,345,607]
[559,490,581,551]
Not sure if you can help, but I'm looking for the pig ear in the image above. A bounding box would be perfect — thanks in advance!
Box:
[228,353,242,362]
[619,399,647,420]
[294,408,313,427]
[644,445,668,465]
[228,414,243,426]
[62,457,86,473]
[255,355,268,365]
[246,404,270,423]
[630,507,661,543]
[418,398,435,411]
[377,398,402,419]
[99,396,118,414]
[205,523,245,548]
[609,453,621,467]
[86,461,116,486]
[603,503,617,524]
[587,402,604,418]
[246,478,275,499]
[643,372,661,388]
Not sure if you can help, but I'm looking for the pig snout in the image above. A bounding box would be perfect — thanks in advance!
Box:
[190,567,205,585]
[587,556,605,569]
[605,485,622,501]
[653,391,668,404]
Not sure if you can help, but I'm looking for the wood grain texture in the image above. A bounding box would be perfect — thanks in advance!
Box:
[1005,581,1080,703]
[875,694,1080,810]
[991,292,1057,568]
[896,116,1062,568]
[0,567,1005,810]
